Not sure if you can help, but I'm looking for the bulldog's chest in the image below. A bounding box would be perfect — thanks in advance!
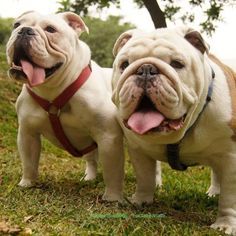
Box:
[124,124,235,167]
[18,101,95,149]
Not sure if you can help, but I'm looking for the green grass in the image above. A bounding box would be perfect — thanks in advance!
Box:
[0,45,224,235]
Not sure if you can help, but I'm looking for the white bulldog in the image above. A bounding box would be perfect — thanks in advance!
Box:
[112,27,236,234]
[6,11,124,201]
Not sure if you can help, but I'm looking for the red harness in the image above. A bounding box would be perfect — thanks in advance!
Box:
[26,65,97,157]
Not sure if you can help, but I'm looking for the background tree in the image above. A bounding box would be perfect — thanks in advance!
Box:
[58,0,235,35]
[57,0,72,12]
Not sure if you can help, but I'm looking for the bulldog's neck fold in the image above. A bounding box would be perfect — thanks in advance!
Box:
[166,67,215,171]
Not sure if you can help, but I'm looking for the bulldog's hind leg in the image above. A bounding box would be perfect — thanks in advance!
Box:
[84,150,98,181]
[206,169,220,197]
[155,161,162,187]
[129,147,157,205]
[210,155,236,235]
[17,126,41,187]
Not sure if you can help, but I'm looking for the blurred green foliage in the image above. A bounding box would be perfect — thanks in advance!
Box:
[81,15,134,67]
[0,17,13,44]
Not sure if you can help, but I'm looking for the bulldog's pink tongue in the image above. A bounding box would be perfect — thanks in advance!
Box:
[21,60,45,87]
[127,110,165,134]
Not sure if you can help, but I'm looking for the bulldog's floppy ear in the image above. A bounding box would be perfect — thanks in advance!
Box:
[184,29,209,54]
[59,12,89,36]
[113,29,141,57]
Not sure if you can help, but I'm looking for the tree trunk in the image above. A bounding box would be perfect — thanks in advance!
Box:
[142,0,167,28]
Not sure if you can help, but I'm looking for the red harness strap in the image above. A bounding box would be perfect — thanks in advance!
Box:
[26,65,97,157]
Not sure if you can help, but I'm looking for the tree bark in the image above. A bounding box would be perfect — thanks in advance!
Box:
[142,0,167,28]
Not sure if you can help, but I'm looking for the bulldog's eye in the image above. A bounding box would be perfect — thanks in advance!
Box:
[13,22,20,29]
[120,61,129,72]
[170,60,185,69]
[45,26,57,33]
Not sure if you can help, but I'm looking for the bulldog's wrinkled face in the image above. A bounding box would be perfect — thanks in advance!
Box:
[6,11,88,87]
[112,28,212,141]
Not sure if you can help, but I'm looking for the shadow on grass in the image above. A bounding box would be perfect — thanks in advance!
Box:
[22,171,218,226]
[13,161,218,226]
[0,161,220,235]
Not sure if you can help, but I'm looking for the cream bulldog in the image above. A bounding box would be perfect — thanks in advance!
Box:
[112,27,236,234]
[6,11,124,201]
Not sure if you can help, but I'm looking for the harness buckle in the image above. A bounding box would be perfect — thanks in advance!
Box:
[47,104,60,116]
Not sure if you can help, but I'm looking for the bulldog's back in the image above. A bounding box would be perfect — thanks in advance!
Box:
[90,61,113,92]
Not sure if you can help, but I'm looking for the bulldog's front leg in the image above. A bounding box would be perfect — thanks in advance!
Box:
[99,134,124,202]
[129,147,158,205]
[17,125,41,187]
[211,155,236,235]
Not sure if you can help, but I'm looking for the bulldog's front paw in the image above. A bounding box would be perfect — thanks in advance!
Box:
[211,216,236,235]
[131,193,153,206]
[18,178,36,187]
[206,185,220,197]
[102,191,123,202]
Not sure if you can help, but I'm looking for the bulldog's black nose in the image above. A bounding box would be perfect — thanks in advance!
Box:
[136,64,159,78]
[18,27,35,36]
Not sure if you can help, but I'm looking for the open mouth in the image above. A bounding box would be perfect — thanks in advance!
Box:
[125,95,185,135]
[9,48,62,87]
